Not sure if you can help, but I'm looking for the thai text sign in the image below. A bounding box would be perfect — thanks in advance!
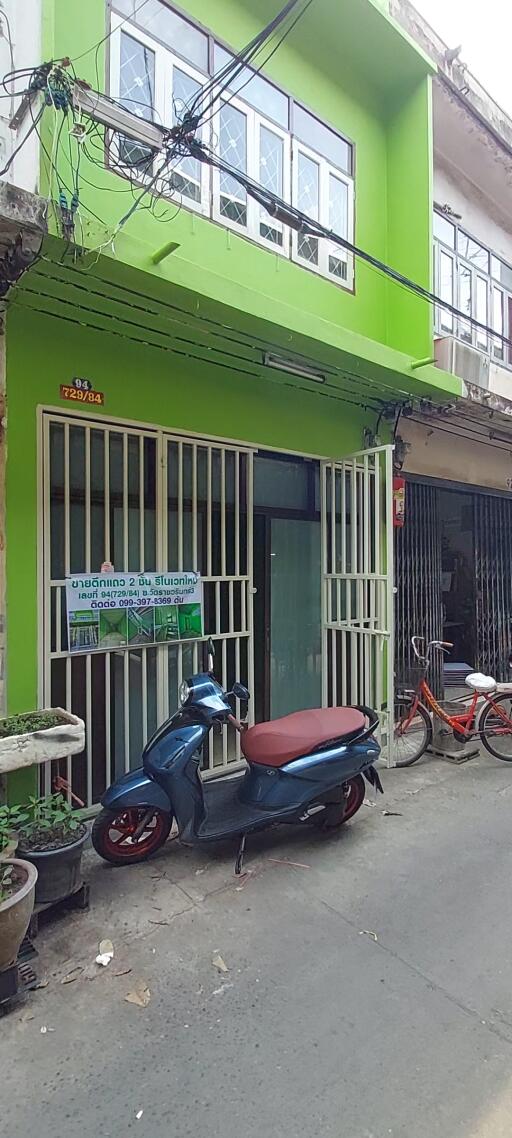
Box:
[66,572,203,653]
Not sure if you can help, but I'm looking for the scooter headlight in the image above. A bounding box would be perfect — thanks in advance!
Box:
[179,680,192,705]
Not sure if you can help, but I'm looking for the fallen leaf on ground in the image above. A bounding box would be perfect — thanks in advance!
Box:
[267,858,311,869]
[96,938,114,967]
[61,966,84,985]
[212,953,229,974]
[113,967,132,978]
[359,930,379,942]
[125,981,151,1008]
[382,810,402,817]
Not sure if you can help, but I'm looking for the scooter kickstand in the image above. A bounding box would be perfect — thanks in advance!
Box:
[235,833,247,876]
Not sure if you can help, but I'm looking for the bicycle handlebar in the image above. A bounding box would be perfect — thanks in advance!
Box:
[411,637,453,662]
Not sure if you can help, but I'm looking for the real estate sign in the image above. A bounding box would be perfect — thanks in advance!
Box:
[66,571,203,653]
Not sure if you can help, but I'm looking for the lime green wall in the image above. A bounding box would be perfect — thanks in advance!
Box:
[39,0,443,373]
[5,303,370,730]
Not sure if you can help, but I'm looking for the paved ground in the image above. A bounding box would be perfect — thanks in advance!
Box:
[4,752,512,1137]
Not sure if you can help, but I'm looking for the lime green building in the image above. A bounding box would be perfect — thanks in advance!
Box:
[3,0,459,806]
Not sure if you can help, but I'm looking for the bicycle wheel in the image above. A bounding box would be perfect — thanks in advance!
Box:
[393,698,432,767]
[480,694,512,761]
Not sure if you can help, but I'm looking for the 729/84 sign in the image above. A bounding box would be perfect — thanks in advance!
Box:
[60,384,104,406]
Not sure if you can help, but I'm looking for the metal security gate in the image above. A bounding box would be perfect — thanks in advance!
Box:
[474,492,512,682]
[40,412,255,807]
[394,481,443,696]
[321,446,394,762]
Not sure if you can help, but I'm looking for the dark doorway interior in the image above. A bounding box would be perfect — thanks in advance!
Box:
[439,489,477,669]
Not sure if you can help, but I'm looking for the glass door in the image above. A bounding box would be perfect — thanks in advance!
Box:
[270,518,322,719]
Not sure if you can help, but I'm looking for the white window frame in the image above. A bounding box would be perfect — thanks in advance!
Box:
[211,93,290,255]
[109,13,210,215]
[291,139,354,289]
[108,10,356,287]
[434,221,512,368]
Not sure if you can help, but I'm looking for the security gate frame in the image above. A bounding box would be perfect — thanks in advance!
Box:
[321,446,395,763]
[39,409,256,807]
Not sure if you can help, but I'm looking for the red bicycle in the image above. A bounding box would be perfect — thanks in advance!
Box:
[394,636,512,767]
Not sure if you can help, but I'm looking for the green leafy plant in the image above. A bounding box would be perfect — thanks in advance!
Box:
[0,804,29,857]
[0,712,66,739]
[16,794,83,852]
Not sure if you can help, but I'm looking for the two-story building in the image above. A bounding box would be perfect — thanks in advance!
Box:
[3,0,459,807]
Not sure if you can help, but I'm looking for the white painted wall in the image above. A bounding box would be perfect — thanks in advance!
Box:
[0,0,42,193]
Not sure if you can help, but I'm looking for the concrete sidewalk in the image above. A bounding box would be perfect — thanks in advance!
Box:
[3,751,512,1137]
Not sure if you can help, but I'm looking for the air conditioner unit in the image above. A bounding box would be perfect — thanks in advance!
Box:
[434,336,490,389]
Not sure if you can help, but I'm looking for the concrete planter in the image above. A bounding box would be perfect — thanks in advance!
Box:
[0,858,38,971]
[0,709,85,775]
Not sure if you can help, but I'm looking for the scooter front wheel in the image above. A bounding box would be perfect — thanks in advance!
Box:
[312,774,365,830]
[92,807,173,865]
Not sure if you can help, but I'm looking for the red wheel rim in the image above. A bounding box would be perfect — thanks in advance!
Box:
[102,809,167,858]
[343,778,363,819]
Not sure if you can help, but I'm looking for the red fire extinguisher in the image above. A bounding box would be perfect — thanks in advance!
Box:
[393,476,406,527]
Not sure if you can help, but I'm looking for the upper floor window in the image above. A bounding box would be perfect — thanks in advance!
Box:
[109,2,354,288]
[433,211,512,367]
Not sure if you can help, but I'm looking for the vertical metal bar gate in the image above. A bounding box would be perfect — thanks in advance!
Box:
[41,412,255,808]
[321,446,394,762]
[394,481,443,696]
[474,492,512,682]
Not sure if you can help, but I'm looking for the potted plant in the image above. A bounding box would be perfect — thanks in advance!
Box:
[0,807,38,972]
[0,709,85,776]
[16,794,87,906]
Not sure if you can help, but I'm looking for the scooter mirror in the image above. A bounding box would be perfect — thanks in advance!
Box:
[232,682,250,701]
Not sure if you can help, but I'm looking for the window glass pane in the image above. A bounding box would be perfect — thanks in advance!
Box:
[296,150,319,265]
[167,66,202,203]
[438,249,454,333]
[492,286,504,360]
[113,0,208,70]
[433,211,455,248]
[120,31,155,118]
[254,457,308,509]
[457,231,489,272]
[327,174,348,281]
[328,174,348,236]
[293,104,352,174]
[508,297,512,366]
[491,255,512,292]
[458,265,472,342]
[219,102,247,226]
[476,276,488,349]
[259,124,284,246]
[117,32,155,171]
[213,44,289,127]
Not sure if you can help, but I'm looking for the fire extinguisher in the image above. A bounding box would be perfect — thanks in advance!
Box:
[393,476,406,527]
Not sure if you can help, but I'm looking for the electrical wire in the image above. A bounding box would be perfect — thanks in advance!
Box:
[192,142,512,355]
[187,0,308,124]
[0,103,44,177]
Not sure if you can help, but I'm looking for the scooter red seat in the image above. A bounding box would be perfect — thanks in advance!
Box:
[241,706,367,768]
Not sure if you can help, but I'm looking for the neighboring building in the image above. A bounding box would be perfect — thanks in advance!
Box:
[392,0,512,693]
[3,0,459,806]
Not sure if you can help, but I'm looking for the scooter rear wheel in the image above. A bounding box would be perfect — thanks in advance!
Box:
[92,807,173,865]
[313,774,365,830]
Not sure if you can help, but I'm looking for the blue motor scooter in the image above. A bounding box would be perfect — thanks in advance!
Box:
[92,641,383,873]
